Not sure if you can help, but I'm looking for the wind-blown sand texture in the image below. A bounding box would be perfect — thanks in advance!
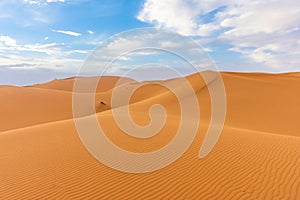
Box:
[1,72,300,199]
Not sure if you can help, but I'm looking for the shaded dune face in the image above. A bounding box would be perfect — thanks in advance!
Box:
[1,72,300,199]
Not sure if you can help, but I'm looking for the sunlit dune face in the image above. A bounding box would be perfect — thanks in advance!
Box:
[98,83,181,153]
[93,74,213,154]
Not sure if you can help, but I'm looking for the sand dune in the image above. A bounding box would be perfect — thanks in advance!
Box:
[0,76,134,132]
[1,72,300,199]
[222,72,300,136]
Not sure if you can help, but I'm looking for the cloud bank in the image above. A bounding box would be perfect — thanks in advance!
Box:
[137,0,300,70]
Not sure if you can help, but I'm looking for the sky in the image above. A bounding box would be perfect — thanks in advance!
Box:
[0,0,299,85]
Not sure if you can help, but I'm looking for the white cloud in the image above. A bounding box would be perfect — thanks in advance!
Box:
[103,31,200,56]
[0,35,17,46]
[52,29,82,37]
[23,0,41,5]
[0,54,81,72]
[0,50,81,71]
[22,43,63,55]
[0,36,63,55]
[137,0,300,70]
[46,0,64,2]
[0,35,83,72]
[87,30,94,35]
[137,0,198,35]
[218,1,300,36]
[23,0,65,5]
[105,37,144,53]
[137,0,226,36]
[71,50,90,54]
[78,29,214,76]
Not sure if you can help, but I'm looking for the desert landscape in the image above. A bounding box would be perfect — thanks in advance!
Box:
[1,0,299,199]
[1,71,300,199]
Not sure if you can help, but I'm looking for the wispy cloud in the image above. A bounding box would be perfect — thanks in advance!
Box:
[52,29,82,37]
[46,0,65,3]
[0,35,63,55]
[23,0,65,5]
[69,49,90,54]
[87,30,94,35]
[23,0,41,5]
[0,34,84,72]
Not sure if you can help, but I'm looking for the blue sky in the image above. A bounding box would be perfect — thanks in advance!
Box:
[0,0,299,85]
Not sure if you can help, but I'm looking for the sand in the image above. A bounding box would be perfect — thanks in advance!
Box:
[1,72,300,199]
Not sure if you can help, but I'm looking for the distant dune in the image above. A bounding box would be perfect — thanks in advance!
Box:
[1,72,300,199]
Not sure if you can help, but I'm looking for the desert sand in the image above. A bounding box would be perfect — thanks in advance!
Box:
[1,72,300,199]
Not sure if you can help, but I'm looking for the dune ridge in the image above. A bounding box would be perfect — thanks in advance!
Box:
[1,71,300,199]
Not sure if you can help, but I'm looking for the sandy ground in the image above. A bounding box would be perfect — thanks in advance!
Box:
[1,72,300,199]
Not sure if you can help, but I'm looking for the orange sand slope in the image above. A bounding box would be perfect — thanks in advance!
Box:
[1,72,300,199]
